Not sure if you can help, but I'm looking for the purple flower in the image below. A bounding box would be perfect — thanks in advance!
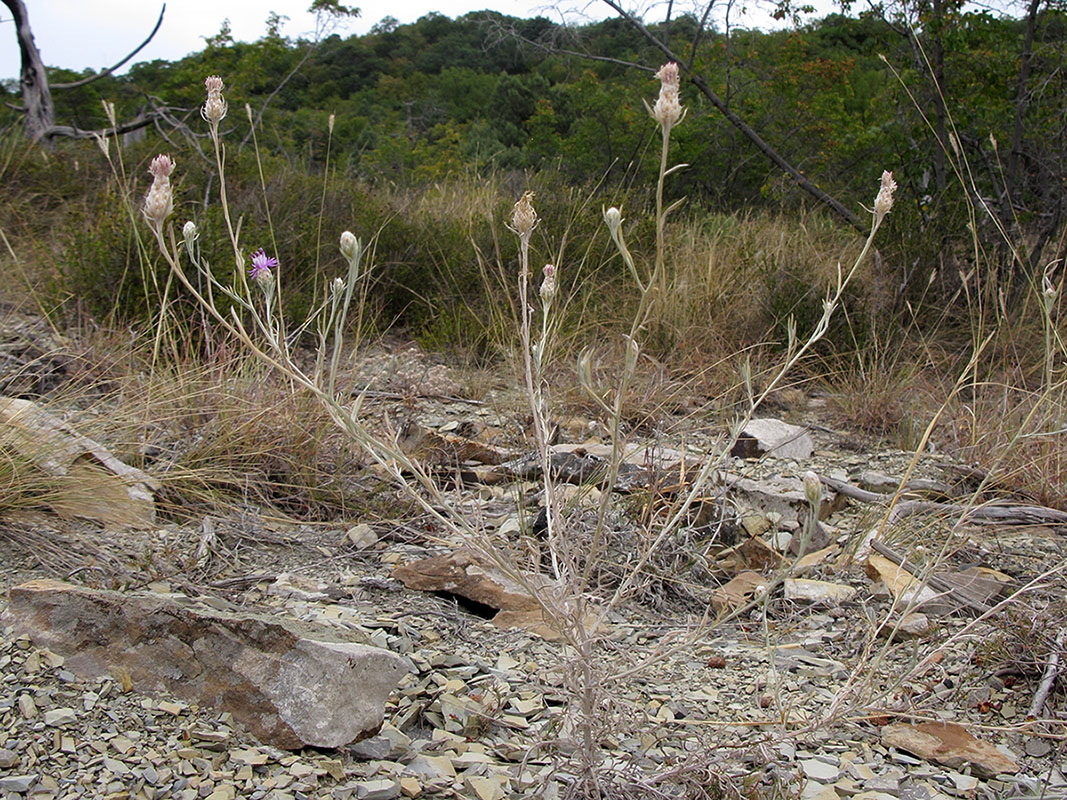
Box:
[249,249,278,282]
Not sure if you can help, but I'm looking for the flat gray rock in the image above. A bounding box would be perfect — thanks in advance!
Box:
[3,579,409,749]
[732,418,813,460]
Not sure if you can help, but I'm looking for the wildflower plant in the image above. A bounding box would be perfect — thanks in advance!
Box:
[135,66,896,797]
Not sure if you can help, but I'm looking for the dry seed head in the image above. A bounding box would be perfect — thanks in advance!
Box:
[511,192,538,240]
[101,100,117,128]
[93,132,109,158]
[202,75,227,126]
[874,170,897,225]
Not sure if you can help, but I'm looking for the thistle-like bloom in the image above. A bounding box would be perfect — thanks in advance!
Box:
[142,154,175,233]
[511,191,538,242]
[873,170,897,226]
[249,248,278,285]
[540,263,557,306]
[652,63,684,131]
[203,75,227,127]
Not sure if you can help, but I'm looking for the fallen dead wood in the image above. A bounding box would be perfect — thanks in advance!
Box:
[819,475,1067,528]
[1029,628,1067,718]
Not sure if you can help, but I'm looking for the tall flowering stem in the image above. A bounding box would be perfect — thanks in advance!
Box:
[650,63,686,309]
[202,76,242,276]
[509,192,562,580]
[592,168,898,629]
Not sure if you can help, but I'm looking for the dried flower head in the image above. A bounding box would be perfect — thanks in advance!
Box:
[101,99,117,128]
[93,132,110,158]
[142,154,175,233]
[874,170,897,226]
[203,75,227,127]
[651,63,684,131]
[511,191,538,241]
[249,248,278,286]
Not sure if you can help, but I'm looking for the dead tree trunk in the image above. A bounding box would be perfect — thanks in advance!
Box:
[3,1,166,144]
[3,0,55,142]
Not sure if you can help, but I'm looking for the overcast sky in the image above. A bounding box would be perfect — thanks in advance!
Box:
[0,0,626,82]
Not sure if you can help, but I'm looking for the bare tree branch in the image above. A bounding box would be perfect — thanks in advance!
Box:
[43,113,161,141]
[599,0,867,232]
[50,5,166,90]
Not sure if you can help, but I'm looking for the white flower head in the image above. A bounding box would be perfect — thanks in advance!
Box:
[340,230,360,262]
[603,206,622,237]
[802,471,821,508]
[202,75,227,127]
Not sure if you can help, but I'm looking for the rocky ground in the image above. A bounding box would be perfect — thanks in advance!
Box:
[1,310,1065,800]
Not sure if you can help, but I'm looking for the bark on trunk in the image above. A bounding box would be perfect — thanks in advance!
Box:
[3,0,55,142]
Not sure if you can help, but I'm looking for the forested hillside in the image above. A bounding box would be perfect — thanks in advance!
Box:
[2,3,1064,343]
[6,5,1064,222]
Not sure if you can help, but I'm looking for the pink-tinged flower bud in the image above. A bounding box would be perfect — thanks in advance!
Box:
[148,153,174,180]
[511,191,538,241]
[656,62,680,93]
[142,154,175,232]
[202,75,227,127]
[652,63,684,130]
[874,170,897,225]
[540,263,557,306]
